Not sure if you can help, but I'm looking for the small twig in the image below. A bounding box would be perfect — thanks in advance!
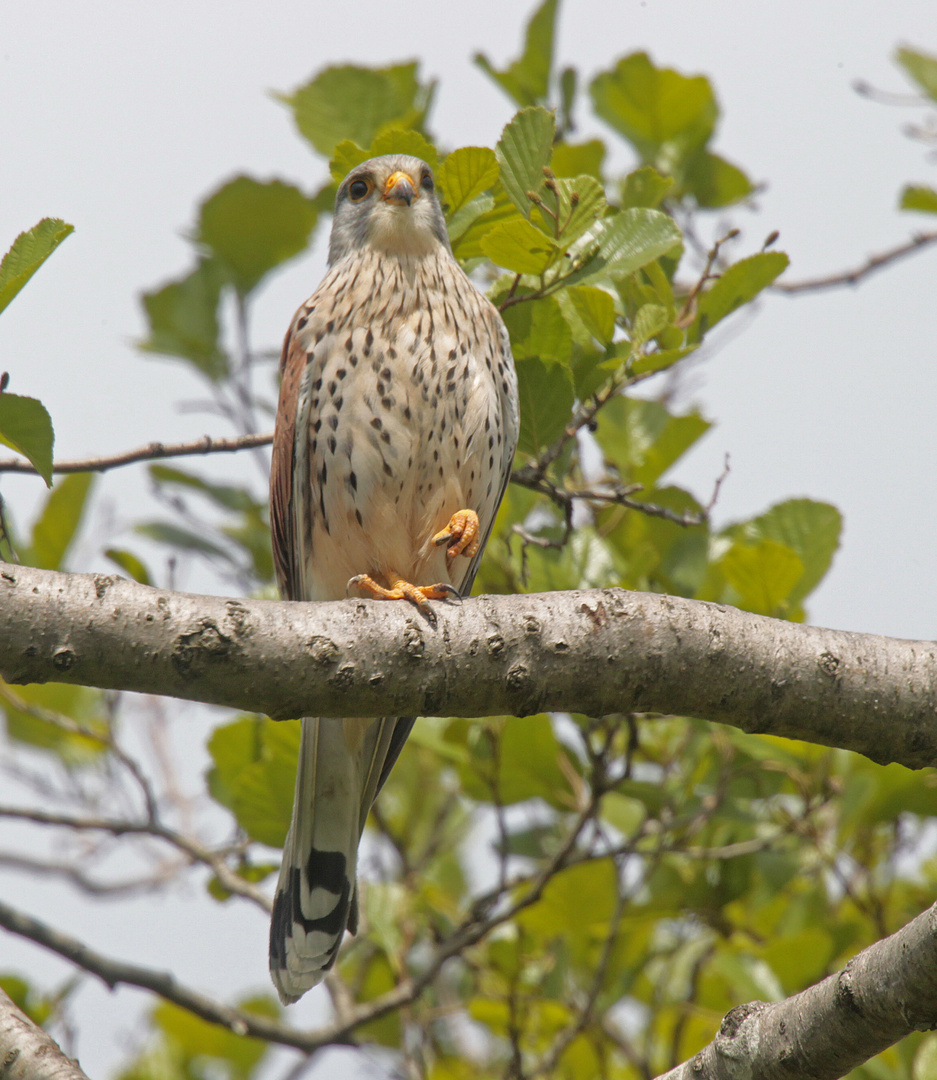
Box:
[0,432,273,476]
[773,230,937,294]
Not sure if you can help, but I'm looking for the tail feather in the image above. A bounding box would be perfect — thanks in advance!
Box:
[269,715,412,1004]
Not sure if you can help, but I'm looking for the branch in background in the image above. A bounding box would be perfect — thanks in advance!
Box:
[773,230,937,293]
[0,432,273,476]
[2,561,936,769]
[654,901,937,1080]
[0,986,90,1080]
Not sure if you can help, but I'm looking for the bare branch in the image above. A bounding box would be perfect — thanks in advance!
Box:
[654,901,937,1080]
[0,987,90,1080]
[0,432,273,476]
[772,230,937,294]
[2,560,935,769]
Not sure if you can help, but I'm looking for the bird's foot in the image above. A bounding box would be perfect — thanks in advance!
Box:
[346,573,461,627]
[432,509,481,560]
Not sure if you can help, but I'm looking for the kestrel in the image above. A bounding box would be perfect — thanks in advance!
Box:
[269,154,519,1003]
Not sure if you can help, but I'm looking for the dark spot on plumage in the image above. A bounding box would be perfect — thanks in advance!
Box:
[433,449,439,461]
[349,471,357,490]
[383,461,393,477]
[460,341,468,355]
[448,348,457,362]
[453,435,460,449]
[447,382,456,393]
[371,417,382,430]
[488,455,494,469]
[431,395,438,408]
[484,417,491,431]
[326,320,334,333]
[328,415,339,431]
[315,329,325,344]
[381,396,394,410]
[388,347,397,360]
[470,469,475,480]
[296,315,308,331]
[349,354,358,367]
[311,438,317,454]
[502,379,510,394]
[345,336,354,351]
[312,377,322,391]
[328,435,337,454]
[381,367,391,380]
[314,418,322,432]
[377,380,386,395]
[380,430,391,444]
[355,509,363,526]
[334,396,343,410]
[403,405,411,421]
[328,380,337,395]
[488,435,495,449]
[365,328,374,348]
[438,466,444,477]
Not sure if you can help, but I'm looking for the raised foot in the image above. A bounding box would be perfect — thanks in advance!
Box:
[432,509,481,560]
[346,573,461,627]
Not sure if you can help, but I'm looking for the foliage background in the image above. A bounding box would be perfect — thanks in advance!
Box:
[2,1,937,1077]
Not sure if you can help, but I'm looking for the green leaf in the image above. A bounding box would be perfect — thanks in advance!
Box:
[502,295,573,363]
[139,258,228,381]
[631,302,670,348]
[0,218,74,318]
[540,174,607,245]
[474,0,559,107]
[496,107,556,217]
[437,147,500,216]
[563,207,682,287]
[590,53,716,168]
[197,177,317,296]
[480,217,559,274]
[148,464,259,513]
[595,395,710,488]
[0,392,54,485]
[621,165,674,209]
[692,251,789,341]
[630,344,697,378]
[683,150,753,208]
[1,681,107,763]
[566,285,617,345]
[519,859,618,967]
[897,45,937,102]
[279,62,433,158]
[725,498,842,609]
[900,185,937,214]
[332,128,440,182]
[104,547,152,585]
[515,356,574,456]
[27,473,94,570]
[720,539,805,616]
[207,716,300,848]
[451,191,525,261]
[153,995,277,1074]
[550,139,606,181]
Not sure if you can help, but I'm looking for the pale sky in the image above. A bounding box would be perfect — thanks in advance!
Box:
[2,1,937,1074]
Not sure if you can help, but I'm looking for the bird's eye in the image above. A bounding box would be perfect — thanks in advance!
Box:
[421,172,434,193]
[348,178,371,201]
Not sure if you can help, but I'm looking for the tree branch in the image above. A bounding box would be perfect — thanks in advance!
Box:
[1,561,935,769]
[0,432,273,476]
[773,230,937,293]
[0,987,90,1080]
[654,901,937,1080]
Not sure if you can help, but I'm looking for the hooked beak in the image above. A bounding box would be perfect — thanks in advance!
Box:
[381,170,416,206]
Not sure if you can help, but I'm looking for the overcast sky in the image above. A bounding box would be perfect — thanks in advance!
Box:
[2,1,937,1074]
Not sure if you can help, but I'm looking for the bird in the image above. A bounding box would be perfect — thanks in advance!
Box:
[268,153,519,1003]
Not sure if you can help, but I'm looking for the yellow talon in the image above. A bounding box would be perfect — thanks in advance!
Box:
[432,509,481,559]
[346,572,461,626]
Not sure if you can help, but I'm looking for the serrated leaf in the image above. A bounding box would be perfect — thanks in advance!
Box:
[897,45,937,102]
[693,251,789,341]
[496,107,556,217]
[480,216,560,274]
[563,207,682,287]
[207,716,300,848]
[140,258,228,381]
[502,294,573,363]
[590,53,716,167]
[595,395,710,488]
[0,392,54,485]
[720,539,805,616]
[451,190,521,261]
[550,139,605,181]
[330,139,371,181]
[280,62,433,158]
[621,165,674,209]
[725,498,842,609]
[515,356,574,456]
[437,147,499,216]
[900,185,937,214]
[197,177,317,296]
[0,218,74,318]
[566,285,617,344]
[474,0,559,108]
[540,174,607,245]
[631,302,670,348]
[28,472,94,570]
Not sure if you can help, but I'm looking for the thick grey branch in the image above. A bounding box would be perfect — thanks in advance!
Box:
[0,987,90,1080]
[655,901,937,1080]
[1,561,936,768]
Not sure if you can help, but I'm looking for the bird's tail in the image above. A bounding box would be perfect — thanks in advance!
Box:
[269,715,412,1004]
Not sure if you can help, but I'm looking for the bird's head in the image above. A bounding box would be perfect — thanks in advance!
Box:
[328,154,451,266]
